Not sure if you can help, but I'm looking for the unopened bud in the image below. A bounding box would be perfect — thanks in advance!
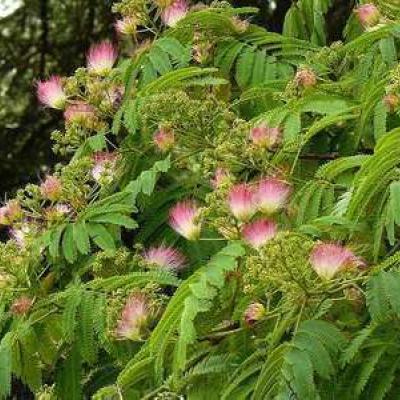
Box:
[244,302,266,326]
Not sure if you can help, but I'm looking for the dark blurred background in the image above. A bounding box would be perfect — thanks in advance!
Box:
[0,0,353,198]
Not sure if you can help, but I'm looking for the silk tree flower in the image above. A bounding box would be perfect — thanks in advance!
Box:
[37,76,67,109]
[255,178,291,215]
[87,41,118,75]
[244,302,266,326]
[241,219,277,249]
[228,183,255,221]
[0,200,22,226]
[211,167,229,189]
[355,4,380,28]
[10,296,33,316]
[40,176,63,201]
[115,17,137,36]
[169,201,201,240]
[295,68,317,88]
[309,243,363,280]
[9,224,31,248]
[249,123,282,149]
[144,245,186,272]
[45,204,71,222]
[383,94,399,113]
[161,0,188,27]
[91,152,118,184]
[115,294,149,340]
[64,102,96,124]
[153,128,175,152]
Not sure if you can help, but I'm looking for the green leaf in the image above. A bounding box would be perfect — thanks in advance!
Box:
[87,223,116,251]
[88,213,138,229]
[73,222,91,256]
[62,225,77,264]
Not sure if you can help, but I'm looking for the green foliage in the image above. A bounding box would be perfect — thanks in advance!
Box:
[4,1,400,398]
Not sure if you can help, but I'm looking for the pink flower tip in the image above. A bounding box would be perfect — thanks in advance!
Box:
[115,294,149,340]
[255,177,291,215]
[153,128,175,152]
[64,102,96,124]
[355,4,380,28]
[40,176,63,201]
[228,183,255,221]
[115,17,137,35]
[87,41,118,75]
[161,0,188,27]
[169,201,201,240]
[211,167,229,189]
[309,243,364,280]
[0,200,22,226]
[91,152,118,184]
[250,123,282,149]
[244,302,265,326]
[144,245,186,272]
[37,76,66,109]
[241,219,277,249]
[11,296,33,315]
[295,68,317,88]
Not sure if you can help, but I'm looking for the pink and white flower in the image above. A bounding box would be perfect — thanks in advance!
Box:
[241,219,277,249]
[169,201,201,240]
[144,245,186,271]
[0,200,22,226]
[295,68,317,88]
[250,123,282,149]
[309,243,363,280]
[211,167,229,189]
[244,302,265,326]
[91,152,118,184]
[355,4,380,28]
[115,17,137,36]
[153,128,175,152]
[255,178,291,215]
[40,176,63,201]
[228,183,255,221]
[87,41,118,75]
[115,294,149,340]
[9,224,31,248]
[161,0,188,27]
[11,296,33,315]
[64,102,96,124]
[37,76,67,109]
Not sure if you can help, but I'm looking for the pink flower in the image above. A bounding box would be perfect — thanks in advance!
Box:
[295,68,317,88]
[255,178,291,215]
[37,76,66,109]
[91,152,118,184]
[11,296,33,316]
[383,94,399,113]
[115,17,137,35]
[161,0,188,27]
[153,128,175,152]
[0,200,22,226]
[244,302,265,326]
[64,102,96,124]
[115,294,149,340]
[355,4,380,28]
[9,224,31,248]
[87,41,118,75]
[45,204,71,221]
[144,245,186,271]
[169,201,201,240]
[309,243,363,280]
[40,176,62,201]
[228,184,255,221]
[241,219,277,249]
[211,168,229,189]
[250,123,282,149]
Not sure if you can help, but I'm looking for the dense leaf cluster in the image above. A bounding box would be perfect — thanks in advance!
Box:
[2,0,400,399]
